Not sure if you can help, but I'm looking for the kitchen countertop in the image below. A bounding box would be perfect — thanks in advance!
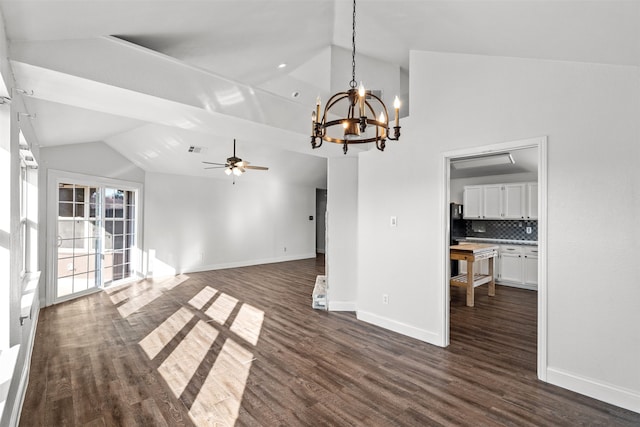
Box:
[458,237,538,246]
[450,243,499,252]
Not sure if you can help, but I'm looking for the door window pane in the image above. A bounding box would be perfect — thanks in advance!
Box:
[56,183,138,299]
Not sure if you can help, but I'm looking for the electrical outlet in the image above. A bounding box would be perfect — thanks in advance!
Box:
[382,294,389,304]
[284,247,287,252]
[390,216,397,227]
[526,226,532,234]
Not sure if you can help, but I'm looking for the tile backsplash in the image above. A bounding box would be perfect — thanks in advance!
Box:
[462,219,538,241]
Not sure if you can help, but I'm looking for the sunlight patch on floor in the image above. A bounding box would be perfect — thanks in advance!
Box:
[205,292,238,325]
[189,286,218,310]
[138,286,265,426]
[189,338,254,426]
[113,275,189,318]
[158,320,219,398]
[229,303,264,346]
[139,307,194,360]
[107,281,153,304]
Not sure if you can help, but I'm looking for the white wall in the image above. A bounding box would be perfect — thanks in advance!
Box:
[357,123,443,343]
[144,172,317,276]
[38,141,146,183]
[357,50,640,411]
[326,157,358,311]
[330,46,401,108]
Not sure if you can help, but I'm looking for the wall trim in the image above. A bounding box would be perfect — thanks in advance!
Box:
[328,301,356,311]
[181,252,318,275]
[440,136,548,380]
[357,310,443,345]
[547,367,640,414]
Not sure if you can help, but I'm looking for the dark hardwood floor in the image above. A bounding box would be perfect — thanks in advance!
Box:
[21,255,640,426]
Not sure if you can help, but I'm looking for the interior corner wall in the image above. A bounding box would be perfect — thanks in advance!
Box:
[143,172,316,277]
[357,49,640,412]
[326,156,357,311]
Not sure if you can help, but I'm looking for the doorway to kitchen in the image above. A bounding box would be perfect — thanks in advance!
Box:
[46,170,143,306]
[442,136,547,380]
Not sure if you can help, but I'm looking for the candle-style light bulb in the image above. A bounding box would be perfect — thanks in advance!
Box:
[311,110,317,134]
[358,81,365,116]
[316,96,321,121]
[379,111,387,138]
[393,96,401,127]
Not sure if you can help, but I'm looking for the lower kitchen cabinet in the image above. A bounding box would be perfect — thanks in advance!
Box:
[499,246,523,283]
[523,246,539,287]
[457,243,538,290]
[496,244,538,290]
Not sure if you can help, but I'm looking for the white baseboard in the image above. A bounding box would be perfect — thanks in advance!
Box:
[356,310,443,345]
[546,367,640,414]
[179,252,318,275]
[496,281,537,291]
[328,301,356,311]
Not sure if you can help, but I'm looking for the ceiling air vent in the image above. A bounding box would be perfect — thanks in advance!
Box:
[188,146,206,154]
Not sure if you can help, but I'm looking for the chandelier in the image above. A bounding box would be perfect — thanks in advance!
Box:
[310,0,401,155]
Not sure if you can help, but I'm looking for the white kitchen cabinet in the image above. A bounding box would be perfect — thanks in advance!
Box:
[526,183,538,219]
[463,185,483,219]
[482,185,503,219]
[503,183,526,219]
[523,246,539,286]
[496,244,538,290]
[463,182,534,220]
[499,245,523,283]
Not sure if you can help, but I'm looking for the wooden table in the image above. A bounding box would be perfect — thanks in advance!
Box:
[450,243,498,307]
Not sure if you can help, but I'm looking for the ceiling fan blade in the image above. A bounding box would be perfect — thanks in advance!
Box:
[245,165,269,171]
[204,166,226,169]
[202,161,227,166]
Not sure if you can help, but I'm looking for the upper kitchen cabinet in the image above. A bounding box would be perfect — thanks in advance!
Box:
[463,185,483,219]
[463,182,537,220]
[483,185,503,218]
[503,183,526,219]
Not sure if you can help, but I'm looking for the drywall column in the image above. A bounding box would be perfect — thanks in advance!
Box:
[326,156,358,311]
[0,84,10,352]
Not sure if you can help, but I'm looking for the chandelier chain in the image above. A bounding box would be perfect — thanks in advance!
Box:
[350,0,357,88]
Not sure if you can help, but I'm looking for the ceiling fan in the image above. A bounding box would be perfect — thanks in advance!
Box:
[202,139,269,181]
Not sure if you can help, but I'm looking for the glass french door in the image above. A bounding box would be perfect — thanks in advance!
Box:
[103,188,136,286]
[55,182,137,301]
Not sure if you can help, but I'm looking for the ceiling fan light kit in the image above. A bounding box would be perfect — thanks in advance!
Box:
[203,139,269,183]
[310,0,401,155]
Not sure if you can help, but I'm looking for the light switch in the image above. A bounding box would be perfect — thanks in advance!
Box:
[390,216,397,227]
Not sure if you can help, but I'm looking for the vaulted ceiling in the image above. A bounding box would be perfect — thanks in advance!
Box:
[1,1,639,182]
